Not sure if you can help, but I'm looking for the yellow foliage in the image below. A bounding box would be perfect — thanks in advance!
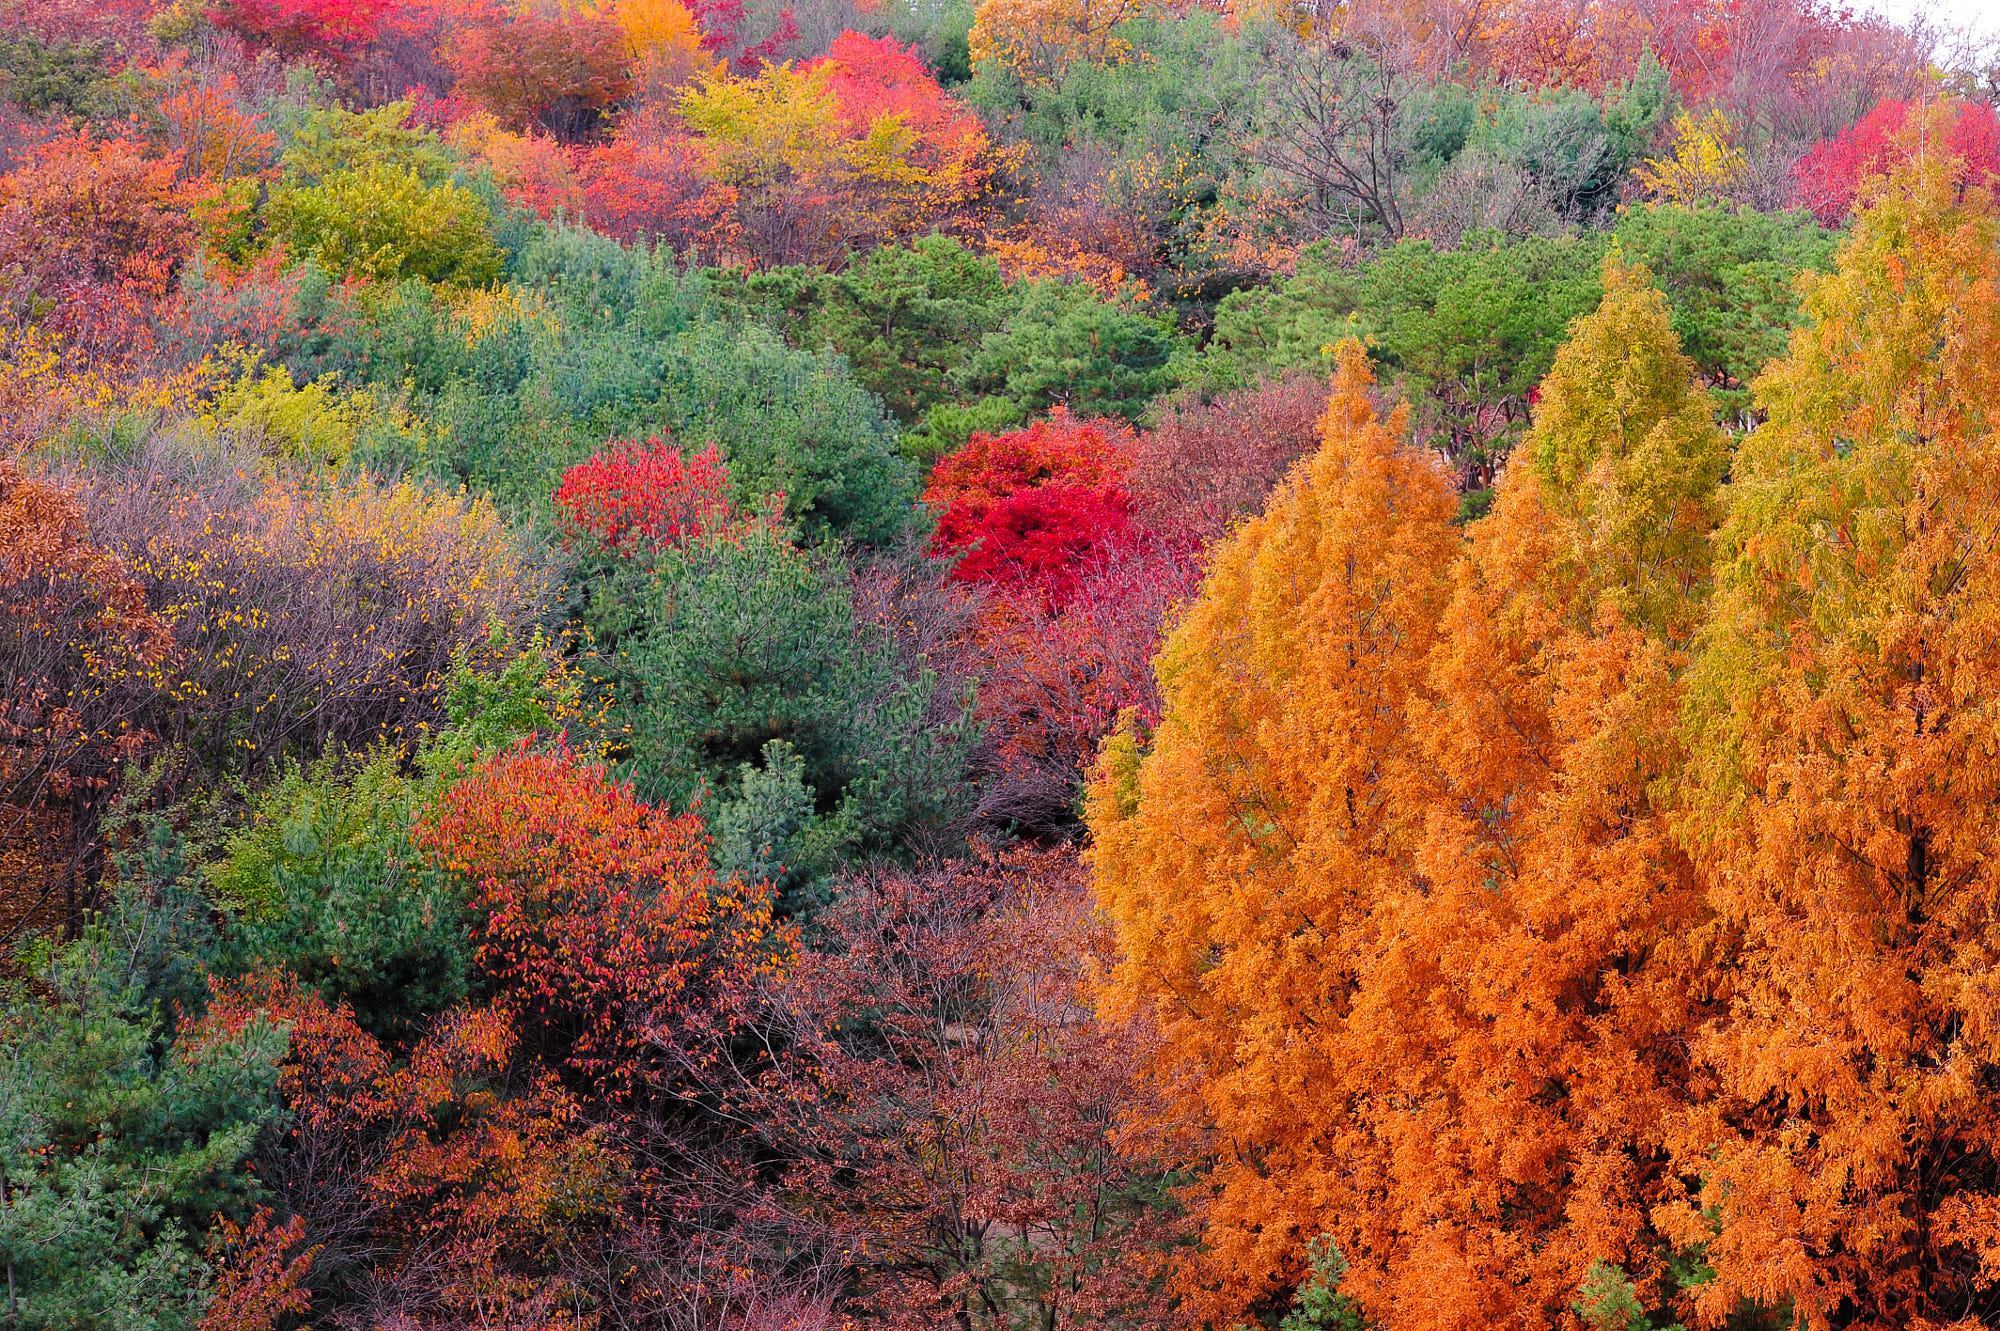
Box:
[0,326,219,450]
[968,0,1164,86]
[201,355,417,469]
[1637,108,1749,206]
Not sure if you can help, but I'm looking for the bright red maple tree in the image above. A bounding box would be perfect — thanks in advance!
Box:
[552,437,740,553]
[1793,96,2000,224]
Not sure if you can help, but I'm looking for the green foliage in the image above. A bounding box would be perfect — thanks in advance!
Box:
[210,751,471,1039]
[1573,1261,1686,1331]
[1207,231,1603,478]
[1279,1238,1366,1331]
[956,278,1183,422]
[709,738,861,915]
[266,160,504,287]
[587,525,972,906]
[0,34,116,116]
[657,324,919,545]
[0,895,283,1331]
[207,640,582,1038]
[1610,203,1837,419]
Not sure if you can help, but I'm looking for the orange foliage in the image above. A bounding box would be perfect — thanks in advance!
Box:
[0,134,209,363]
[1666,144,2000,1331]
[1088,342,1461,1318]
[416,746,787,1094]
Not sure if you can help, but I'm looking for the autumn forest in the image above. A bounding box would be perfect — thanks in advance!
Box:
[2,0,1998,1327]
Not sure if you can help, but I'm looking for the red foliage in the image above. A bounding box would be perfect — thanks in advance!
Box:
[447,11,633,142]
[553,437,739,553]
[944,482,1135,601]
[210,0,392,61]
[416,746,784,1093]
[810,32,986,169]
[578,137,740,255]
[199,1210,318,1331]
[0,461,171,929]
[1128,373,1328,543]
[192,980,627,1328]
[767,844,1176,1330]
[0,134,207,363]
[927,412,1138,603]
[969,534,1200,825]
[925,410,1132,517]
[1794,97,2000,225]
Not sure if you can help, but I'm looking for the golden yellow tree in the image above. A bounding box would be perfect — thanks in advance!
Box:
[1332,253,1730,1325]
[1668,134,2000,1331]
[1088,340,1460,1319]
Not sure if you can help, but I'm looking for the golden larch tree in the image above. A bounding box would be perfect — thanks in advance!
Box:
[1332,254,1730,1326]
[1088,341,1460,1320]
[1668,132,2000,1330]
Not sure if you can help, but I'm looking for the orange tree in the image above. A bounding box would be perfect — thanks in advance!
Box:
[1668,138,2000,1331]
[1087,341,1460,1319]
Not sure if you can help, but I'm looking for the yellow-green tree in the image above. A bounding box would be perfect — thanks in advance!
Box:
[1669,138,2000,1331]
[1088,341,1459,1320]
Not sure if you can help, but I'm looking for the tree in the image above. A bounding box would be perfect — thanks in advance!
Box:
[1635,109,1751,207]
[1792,95,2000,225]
[927,410,1137,601]
[417,746,782,1093]
[1610,203,1836,422]
[1126,373,1328,543]
[954,279,1180,423]
[679,32,1001,266]
[1671,140,2000,1331]
[0,900,285,1331]
[446,11,633,142]
[967,0,1164,89]
[265,160,503,287]
[1325,256,1727,1325]
[208,0,391,62]
[0,134,205,363]
[585,521,971,908]
[767,845,1175,1330]
[1087,342,1459,1320]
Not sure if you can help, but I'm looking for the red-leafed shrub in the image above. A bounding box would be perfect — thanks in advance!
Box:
[968,533,1200,825]
[810,31,988,176]
[943,482,1135,601]
[1793,97,2000,225]
[0,134,207,362]
[578,137,740,255]
[1128,373,1328,543]
[416,747,784,1092]
[928,411,1137,603]
[925,409,1132,518]
[553,437,738,552]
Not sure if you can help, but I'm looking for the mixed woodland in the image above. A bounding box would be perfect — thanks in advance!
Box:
[3,0,2000,1326]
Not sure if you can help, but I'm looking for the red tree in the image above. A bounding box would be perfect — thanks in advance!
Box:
[553,437,739,552]
[1127,373,1328,543]
[209,0,392,61]
[767,844,1176,1330]
[1793,96,2000,225]
[0,134,206,363]
[447,11,633,142]
[416,746,785,1093]
[927,411,1138,603]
